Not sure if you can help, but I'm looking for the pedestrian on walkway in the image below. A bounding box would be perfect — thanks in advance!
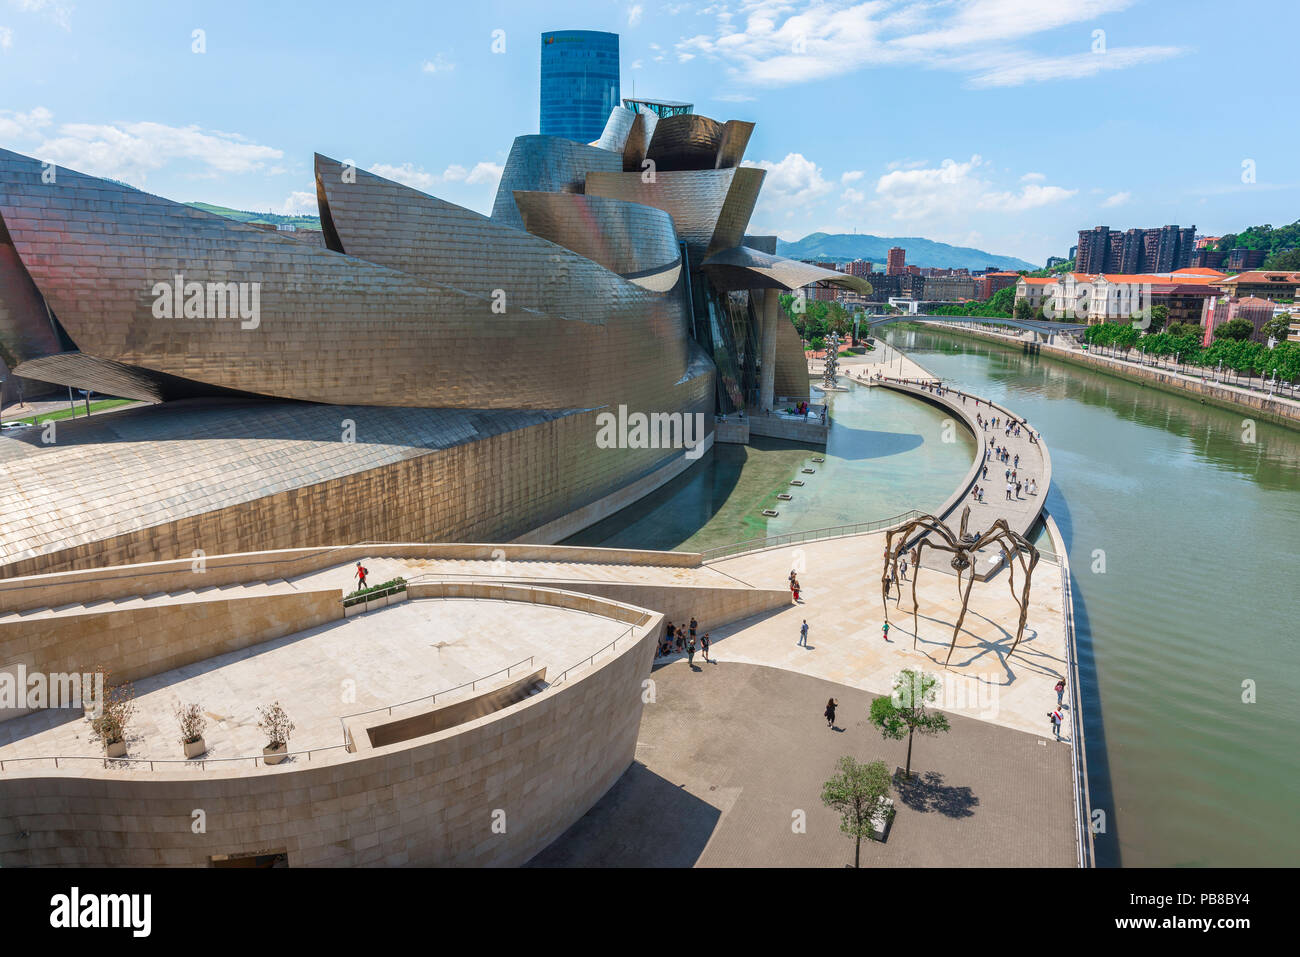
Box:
[791,576,801,603]
[687,638,696,666]
[1015,480,1022,497]
[899,558,908,581]
[354,562,368,590]
[701,633,711,662]
[1049,708,1064,740]
[825,697,838,727]
[882,621,890,642]
[799,619,809,646]
[689,616,698,642]
[1005,482,1013,501]
[1014,454,1020,468]
[1055,678,1066,706]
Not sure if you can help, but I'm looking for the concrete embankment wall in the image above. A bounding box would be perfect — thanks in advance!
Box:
[917,323,1300,430]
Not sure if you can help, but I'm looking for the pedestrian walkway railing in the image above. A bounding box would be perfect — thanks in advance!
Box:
[0,743,350,773]
[1046,514,1094,869]
[549,623,641,687]
[336,655,536,745]
[699,510,926,563]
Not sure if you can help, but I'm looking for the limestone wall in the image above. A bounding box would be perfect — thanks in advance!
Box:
[0,596,661,867]
[0,590,343,722]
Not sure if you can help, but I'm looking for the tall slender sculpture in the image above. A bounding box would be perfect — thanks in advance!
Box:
[881,512,1039,666]
[822,332,840,389]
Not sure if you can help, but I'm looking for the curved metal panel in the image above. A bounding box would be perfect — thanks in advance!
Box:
[645,113,725,171]
[592,106,638,152]
[513,191,680,279]
[773,313,811,403]
[621,111,656,173]
[702,246,874,293]
[489,135,623,229]
[714,120,755,169]
[584,167,765,268]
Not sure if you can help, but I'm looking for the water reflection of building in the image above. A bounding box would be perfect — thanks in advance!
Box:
[0,101,867,577]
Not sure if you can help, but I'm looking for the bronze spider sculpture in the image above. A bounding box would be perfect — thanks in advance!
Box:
[881,508,1039,666]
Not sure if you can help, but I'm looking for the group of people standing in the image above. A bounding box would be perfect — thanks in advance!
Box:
[660,616,711,666]
[1048,678,1068,740]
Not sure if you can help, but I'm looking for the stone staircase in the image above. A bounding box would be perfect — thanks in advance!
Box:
[0,579,300,623]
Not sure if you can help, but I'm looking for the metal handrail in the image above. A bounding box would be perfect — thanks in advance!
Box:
[336,655,536,743]
[698,510,925,563]
[550,624,638,687]
[0,742,349,773]
[0,539,399,600]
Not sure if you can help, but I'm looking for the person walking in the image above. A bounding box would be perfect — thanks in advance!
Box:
[701,633,711,663]
[1048,707,1064,740]
[1055,678,1066,706]
[1005,482,1013,501]
[689,616,698,643]
[687,638,696,667]
[799,619,809,647]
[898,558,908,582]
[824,698,838,728]
[882,621,890,642]
[354,561,368,591]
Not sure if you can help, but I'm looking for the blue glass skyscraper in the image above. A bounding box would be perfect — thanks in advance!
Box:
[540,30,620,143]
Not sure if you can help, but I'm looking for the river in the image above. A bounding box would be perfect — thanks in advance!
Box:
[567,327,1300,867]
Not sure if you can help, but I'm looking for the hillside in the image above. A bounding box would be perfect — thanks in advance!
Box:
[186,202,322,230]
[776,232,1038,271]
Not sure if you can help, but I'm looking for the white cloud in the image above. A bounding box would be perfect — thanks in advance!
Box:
[631,58,644,69]
[841,186,866,203]
[857,155,1076,225]
[12,0,72,31]
[1021,172,1046,182]
[421,54,455,74]
[744,153,833,202]
[0,25,12,50]
[628,3,644,26]
[674,0,1189,89]
[1101,190,1131,208]
[368,159,503,193]
[31,118,283,185]
[841,169,864,183]
[278,190,318,216]
[967,45,1185,88]
[369,162,438,190]
[0,105,52,138]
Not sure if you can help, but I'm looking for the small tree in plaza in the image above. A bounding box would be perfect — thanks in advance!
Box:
[91,679,136,752]
[821,756,893,868]
[869,668,951,780]
[257,701,295,749]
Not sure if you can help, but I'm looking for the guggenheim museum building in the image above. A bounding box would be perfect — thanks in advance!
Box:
[0,102,867,579]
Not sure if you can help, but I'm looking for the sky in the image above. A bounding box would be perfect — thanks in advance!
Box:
[1,0,1296,265]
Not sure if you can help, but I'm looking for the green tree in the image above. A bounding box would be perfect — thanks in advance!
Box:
[821,756,893,869]
[1167,321,1202,339]
[1146,304,1169,333]
[1263,248,1300,270]
[1214,318,1255,342]
[869,669,951,779]
[1013,298,1033,322]
[1262,313,1292,343]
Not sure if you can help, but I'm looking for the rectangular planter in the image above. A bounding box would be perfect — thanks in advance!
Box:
[105,739,127,758]
[183,737,207,758]
[262,744,288,765]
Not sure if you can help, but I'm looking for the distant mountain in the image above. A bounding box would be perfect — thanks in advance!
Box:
[186,202,321,230]
[775,232,1038,272]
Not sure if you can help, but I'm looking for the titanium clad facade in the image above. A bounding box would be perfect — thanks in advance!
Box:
[540,30,621,144]
[489,135,623,230]
[0,101,837,577]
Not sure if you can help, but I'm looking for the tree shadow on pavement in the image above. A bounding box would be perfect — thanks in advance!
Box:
[893,770,979,819]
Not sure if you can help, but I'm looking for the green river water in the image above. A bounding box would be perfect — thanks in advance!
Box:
[566,327,1300,866]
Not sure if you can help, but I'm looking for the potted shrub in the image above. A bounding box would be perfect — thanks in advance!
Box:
[257,701,295,765]
[91,679,135,758]
[175,702,207,758]
[83,663,111,719]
